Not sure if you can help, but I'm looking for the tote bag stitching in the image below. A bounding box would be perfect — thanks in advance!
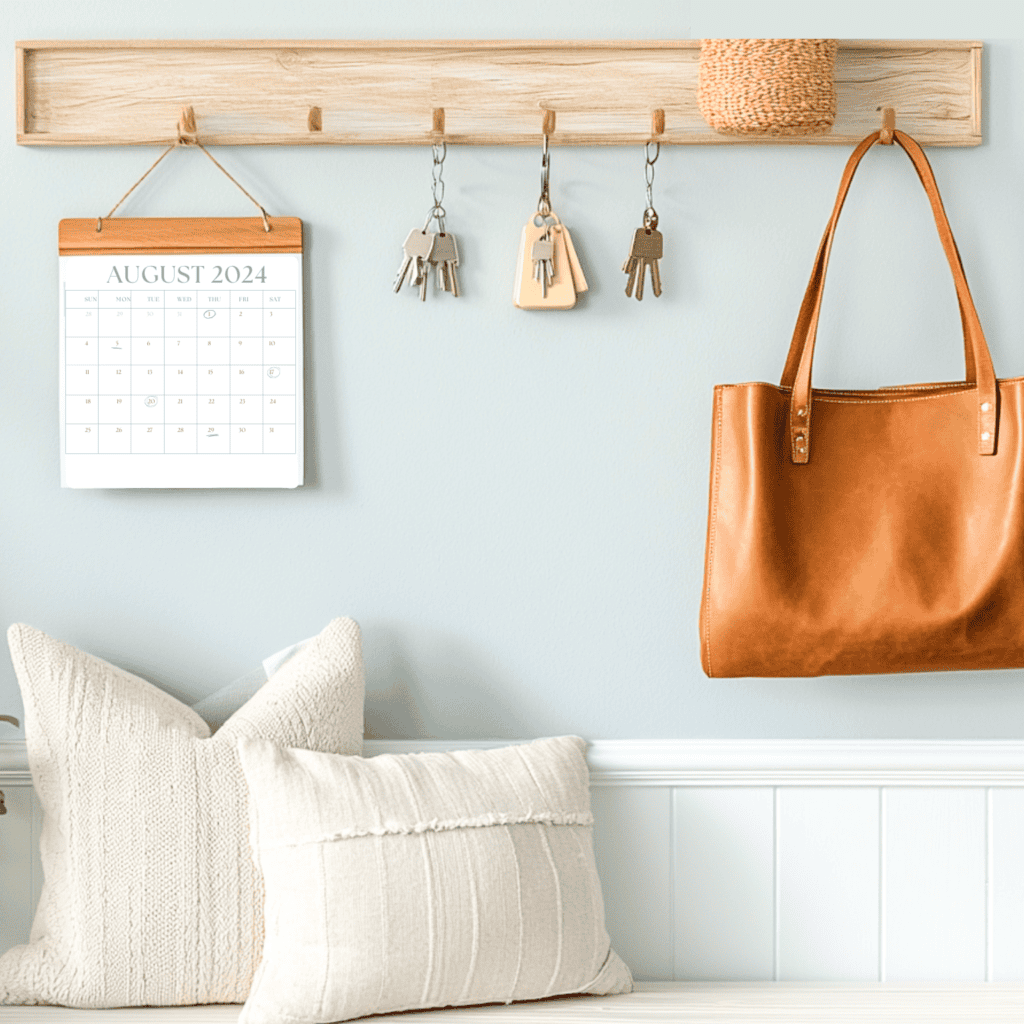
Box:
[719,381,976,395]
[816,392,978,406]
[717,382,996,406]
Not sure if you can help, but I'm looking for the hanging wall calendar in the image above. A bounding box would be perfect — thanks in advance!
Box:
[58,216,303,488]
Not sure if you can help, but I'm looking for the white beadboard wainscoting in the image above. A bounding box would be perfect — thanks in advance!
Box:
[6,739,1024,984]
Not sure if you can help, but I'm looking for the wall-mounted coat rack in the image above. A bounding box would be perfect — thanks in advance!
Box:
[16,39,981,147]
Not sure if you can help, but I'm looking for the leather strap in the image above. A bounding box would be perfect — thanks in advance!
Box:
[779,129,997,464]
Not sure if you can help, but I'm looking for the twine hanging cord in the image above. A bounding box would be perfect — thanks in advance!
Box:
[96,138,272,233]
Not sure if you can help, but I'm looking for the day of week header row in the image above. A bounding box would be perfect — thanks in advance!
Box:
[65,290,297,309]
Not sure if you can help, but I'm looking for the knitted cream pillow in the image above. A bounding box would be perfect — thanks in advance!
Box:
[0,618,364,1009]
[237,735,633,1024]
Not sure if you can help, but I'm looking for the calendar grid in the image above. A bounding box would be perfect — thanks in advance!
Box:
[64,287,297,458]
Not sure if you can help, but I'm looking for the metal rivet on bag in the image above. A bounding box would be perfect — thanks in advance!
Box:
[797,407,806,416]
[981,402,991,412]
[982,431,991,441]
[795,434,805,443]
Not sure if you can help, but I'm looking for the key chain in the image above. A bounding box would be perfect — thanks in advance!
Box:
[393,140,461,300]
[514,124,588,310]
[623,140,664,300]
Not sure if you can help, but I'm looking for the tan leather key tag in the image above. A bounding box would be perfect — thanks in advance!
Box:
[514,212,578,310]
[556,223,588,294]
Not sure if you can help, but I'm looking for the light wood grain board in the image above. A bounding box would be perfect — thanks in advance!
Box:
[58,217,302,255]
[15,40,982,147]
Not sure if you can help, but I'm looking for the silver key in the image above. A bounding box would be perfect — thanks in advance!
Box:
[531,235,554,297]
[430,232,461,297]
[394,228,435,293]
[624,227,663,300]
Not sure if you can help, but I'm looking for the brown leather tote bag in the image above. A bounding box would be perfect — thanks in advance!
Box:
[700,128,1024,677]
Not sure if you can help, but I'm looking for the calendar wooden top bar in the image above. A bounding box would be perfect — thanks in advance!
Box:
[19,40,982,147]
[59,217,303,256]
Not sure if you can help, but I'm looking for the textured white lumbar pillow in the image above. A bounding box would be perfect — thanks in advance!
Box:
[237,735,633,1024]
[0,618,364,1008]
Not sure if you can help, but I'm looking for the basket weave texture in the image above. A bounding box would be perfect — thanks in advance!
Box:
[698,39,838,136]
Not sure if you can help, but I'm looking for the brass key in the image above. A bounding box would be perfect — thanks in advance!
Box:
[624,226,663,300]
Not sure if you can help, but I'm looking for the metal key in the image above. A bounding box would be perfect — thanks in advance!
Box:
[430,232,461,297]
[531,234,555,297]
[624,226,663,300]
[394,227,435,293]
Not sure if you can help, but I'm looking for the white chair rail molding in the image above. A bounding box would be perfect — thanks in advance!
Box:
[8,737,1024,1022]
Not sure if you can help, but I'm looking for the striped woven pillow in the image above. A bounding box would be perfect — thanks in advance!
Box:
[237,735,633,1024]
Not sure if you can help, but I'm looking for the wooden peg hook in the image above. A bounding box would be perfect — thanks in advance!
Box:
[431,107,445,141]
[308,106,323,132]
[542,108,556,137]
[178,105,197,143]
[651,108,666,138]
[878,107,896,144]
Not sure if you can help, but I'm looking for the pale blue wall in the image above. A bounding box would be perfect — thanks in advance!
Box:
[2,1,1024,740]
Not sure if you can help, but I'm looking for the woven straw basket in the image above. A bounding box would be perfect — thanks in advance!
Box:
[697,39,838,136]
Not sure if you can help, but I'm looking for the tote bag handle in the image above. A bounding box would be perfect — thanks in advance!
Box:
[779,129,997,464]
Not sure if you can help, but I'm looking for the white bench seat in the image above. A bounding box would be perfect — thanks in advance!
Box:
[5,982,1024,1023]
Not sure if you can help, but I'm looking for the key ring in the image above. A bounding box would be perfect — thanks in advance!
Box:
[431,142,446,207]
[641,140,660,229]
[423,207,446,234]
[644,141,659,214]
[538,133,551,216]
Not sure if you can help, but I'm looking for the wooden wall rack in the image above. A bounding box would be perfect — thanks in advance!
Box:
[16,39,982,148]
